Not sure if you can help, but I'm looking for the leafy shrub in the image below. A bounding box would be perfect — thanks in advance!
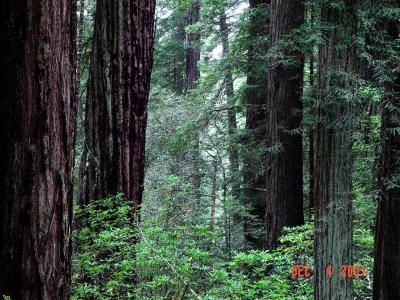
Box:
[72,194,138,299]
[72,194,372,299]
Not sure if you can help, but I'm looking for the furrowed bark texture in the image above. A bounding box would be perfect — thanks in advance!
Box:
[265,0,305,250]
[243,0,269,250]
[314,1,356,299]
[0,0,76,298]
[373,17,400,300]
[79,0,156,209]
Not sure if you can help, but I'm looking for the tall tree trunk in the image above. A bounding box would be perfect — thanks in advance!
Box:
[75,0,86,207]
[77,0,85,100]
[173,17,186,94]
[314,1,356,299]
[210,158,218,229]
[185,1,200,91]
[309,53,315,210]
[0,1,77,298]
[265,0,305,249]
[373,16,400,300]
[222,165,232,259]
[243,0,269,250]
[185,0,201,199]
[220,10,240,209]
[79,0,156,209]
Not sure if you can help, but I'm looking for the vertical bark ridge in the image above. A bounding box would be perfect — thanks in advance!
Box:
[373,13,400,300]
[313,1,356,299]
[79,0,156,210]
[0,0,77,298]
[243,0,269,250]
[265,0,305,249]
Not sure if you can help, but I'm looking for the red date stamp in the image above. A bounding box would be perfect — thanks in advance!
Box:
[327,265,367,278]
[291,264,367,278]
[291,264,311,278]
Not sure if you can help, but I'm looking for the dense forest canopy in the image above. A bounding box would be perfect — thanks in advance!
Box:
[0,0,399,299]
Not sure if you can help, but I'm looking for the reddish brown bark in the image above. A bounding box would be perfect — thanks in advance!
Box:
[0,0,77,298]
[373,16,400,300]
[265,0,305,249]
[79,0,156,209]
[243,0,269,250]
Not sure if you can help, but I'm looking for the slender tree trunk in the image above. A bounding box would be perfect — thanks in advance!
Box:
[210,158,218,229]
[373,17,400,300]
[75,0,86,208]
[173,15,187,94]
[79,0,156,209]
[0,1,77,298]
[265,0,305,249]
[77,0,85,100]
[185,0,201,199]
[243,0,269,250]
[185,1,200,91]
[220,10,240,208]
[222,166,232,259]
[309,53,315,210]
[314,1,356,299]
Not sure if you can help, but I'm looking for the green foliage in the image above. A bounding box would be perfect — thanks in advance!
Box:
[73,204,316,299]
[134,222,217,299]
[72,190,375,299]
[72,194,138,299]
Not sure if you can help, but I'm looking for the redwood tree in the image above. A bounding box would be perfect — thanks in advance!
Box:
[0,0,77,298]
[265,0,305,249]
[313,1,356,299]
[373,9,400,299]
[79,0,156,209]
[243,0,269,250]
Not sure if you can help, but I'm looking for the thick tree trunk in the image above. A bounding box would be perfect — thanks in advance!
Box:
[220,10,240,207]
[313,1,356,299]
[79,0,156,209]
[0,0,77,298]
[265,0,305,249]
[373,18,400,300]
[243,0,269,250]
